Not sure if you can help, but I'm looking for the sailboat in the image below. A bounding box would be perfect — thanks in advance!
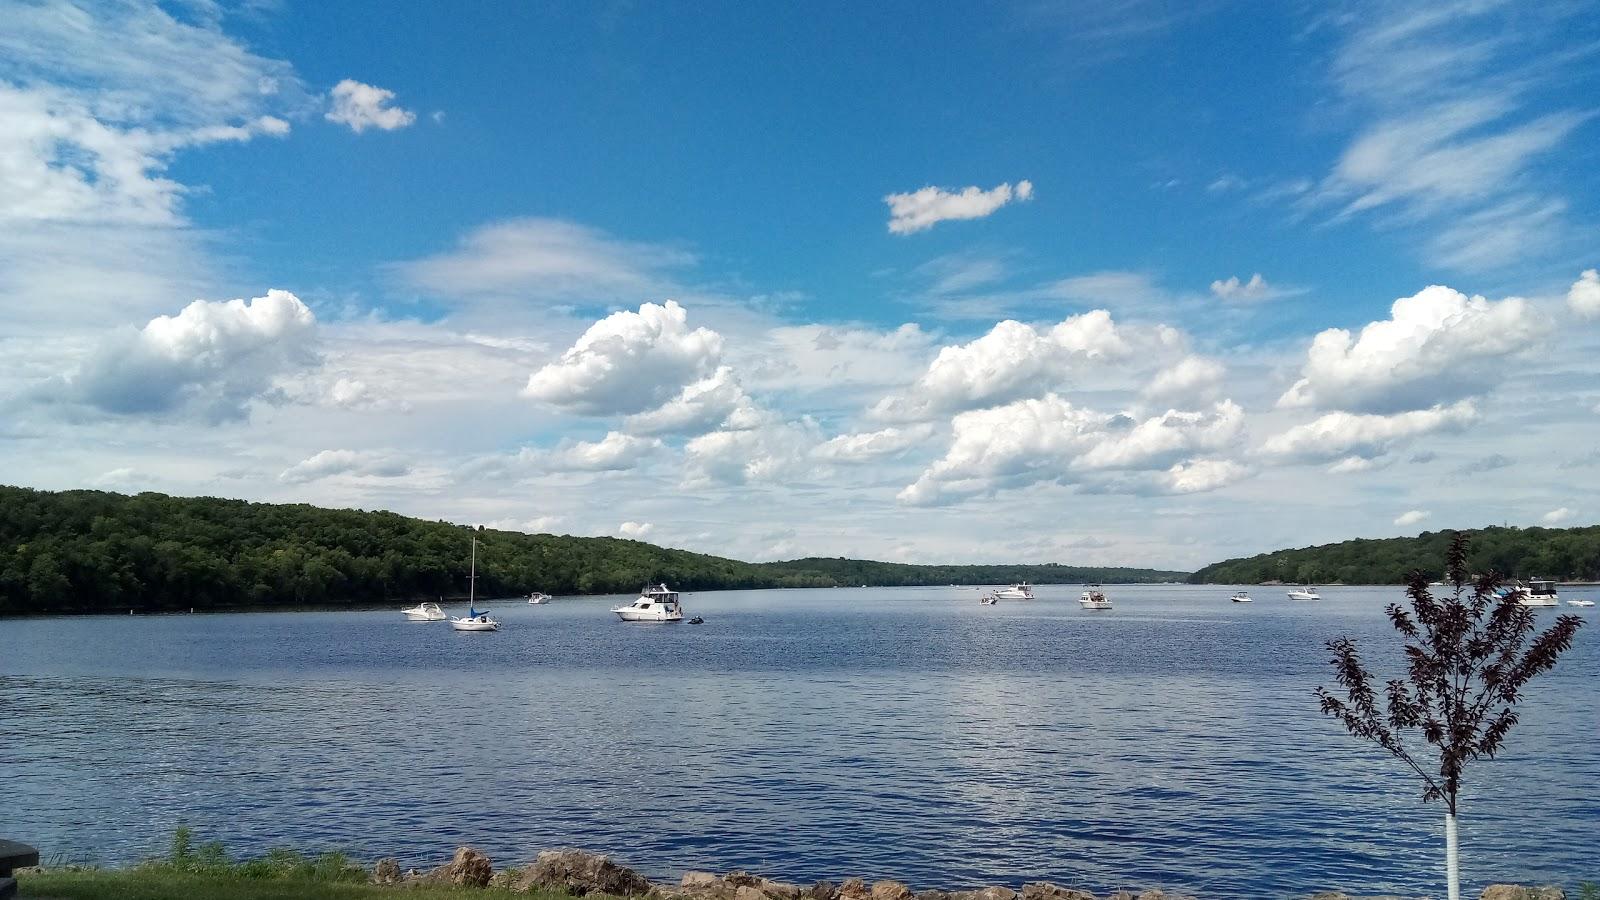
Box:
[450,536,500,632]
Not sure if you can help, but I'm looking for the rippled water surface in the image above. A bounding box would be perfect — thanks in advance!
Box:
[3,585,1596,898]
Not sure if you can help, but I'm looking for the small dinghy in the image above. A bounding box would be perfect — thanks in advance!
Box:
[979,592,999,606]
[403,601,446,621]
[527,592,552,604]
[1567,599,1595,608]
[1230,591,1253,603]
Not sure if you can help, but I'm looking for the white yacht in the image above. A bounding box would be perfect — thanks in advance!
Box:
[1503,579,1560,607]
[403,601,446,621]
[613,583,685,623]
[1230,591,1253,603]
[1287,586,1322,601]
[1079,585,1112,610]
[527,591,552,604]
[994,582,1035,600]
[1568,599,1595,608]
[448,537,500,632]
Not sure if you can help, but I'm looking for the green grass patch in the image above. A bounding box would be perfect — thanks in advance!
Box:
[17,868,537,899]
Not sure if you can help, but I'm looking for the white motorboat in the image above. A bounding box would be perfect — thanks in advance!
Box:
[403,601,446,621]
[1230,591,1253,603]
[1503,579,1560,607]
[448,536,499,631]
[527,591,552,604]
[979,592,1000,606]
[994,582,1035,600]
[1287,586,1322,601]
[1567,599,1595,608]
[1079,585,1112,610]
[613,583,685,622]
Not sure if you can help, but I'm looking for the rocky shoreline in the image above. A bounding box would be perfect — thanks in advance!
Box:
[376,846,1572,900]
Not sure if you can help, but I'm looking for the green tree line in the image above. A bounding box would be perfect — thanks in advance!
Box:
[0,486,1186,615]
[1188,525,1600,585]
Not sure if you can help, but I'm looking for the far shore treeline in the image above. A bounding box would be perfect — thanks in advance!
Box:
[1189,525,1600,585]
[0,486,1185,615]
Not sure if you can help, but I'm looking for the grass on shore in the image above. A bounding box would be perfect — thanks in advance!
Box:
[14,829,589,900]
[17,868,550,900]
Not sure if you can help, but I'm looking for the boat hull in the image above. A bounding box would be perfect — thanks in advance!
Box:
[613,609,683,623]
[450,619,499,631]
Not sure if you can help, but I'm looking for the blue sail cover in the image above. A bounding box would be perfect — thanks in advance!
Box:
[469,606,486,618]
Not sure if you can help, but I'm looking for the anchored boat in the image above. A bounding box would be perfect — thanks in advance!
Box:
[994,582,1035,600]
[402,601,446,621]
[613,583,685,623]
[1079,585,1112,610]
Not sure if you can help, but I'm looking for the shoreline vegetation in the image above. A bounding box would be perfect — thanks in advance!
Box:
[3,484,1595,617]
[14,833,1588,900]
[0,485,1184,616]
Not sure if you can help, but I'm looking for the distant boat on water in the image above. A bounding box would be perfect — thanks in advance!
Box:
[1230,591,1253,603]
[995,582,1034,600]
[449,537,499,632]
[1287,586,1321,601]
[1502,579,1560,607]
[527,591,552,604]
[1079,585,1112,610]
[613,583,685,622]
[402,601,446,621]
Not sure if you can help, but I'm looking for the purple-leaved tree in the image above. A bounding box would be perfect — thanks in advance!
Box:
[1316,532,1583,900]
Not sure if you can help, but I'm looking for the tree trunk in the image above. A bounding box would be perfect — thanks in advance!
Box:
[1445,810,1460,900]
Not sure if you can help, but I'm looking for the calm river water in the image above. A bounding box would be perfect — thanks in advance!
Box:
[2,584,1596,898]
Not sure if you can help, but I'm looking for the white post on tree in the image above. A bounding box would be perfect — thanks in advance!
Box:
[1445,810,1460,900]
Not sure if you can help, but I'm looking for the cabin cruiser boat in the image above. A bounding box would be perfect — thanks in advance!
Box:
[447,537,499,631]
[994,582,1035,600]
[527,591,552,604]
[613,583,685,622]
[1503,579,1560,607]
[979,592,1000,606]
[1287,586,1322,601]
[1568,599,1595,608]
[403,601,446,621]
[1079,585,1112,610]
[1230,591,1253,603]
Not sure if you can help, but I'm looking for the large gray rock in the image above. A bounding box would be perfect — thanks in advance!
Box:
[809,881,838,900]
[1481,887,1565,900]
[872,881,914,900]
[839,879,872,900]
[683,872,721,890]
[762,879,804,900]
[371,857,402,885]
[971,887,1017,900]
[518,848,653,896]
[725,872,764,888]
[423,846,493,888]
[1019,882,1094,900]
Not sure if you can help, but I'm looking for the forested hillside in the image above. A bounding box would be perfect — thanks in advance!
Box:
[1188,525,1600,585]
[0,486,1185,615]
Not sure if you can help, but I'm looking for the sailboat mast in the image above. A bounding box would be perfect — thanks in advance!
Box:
[469,535,477,606]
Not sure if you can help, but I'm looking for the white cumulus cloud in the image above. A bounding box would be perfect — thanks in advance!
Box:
[1210,273,1276,302]
[1259,401,1478,465]
[899,395,1245,505]
[871,310,1128,422]
[524,300,723,415]
[1279,284,1544,413]
[1568,269,1600,319]
[684,412,823,487]
[1541,507,1576,525]
[280,449,411,484]
[621,366,752,436]
[618,521,655,539]
[1394,509,1431,527]
[812,425,934,463]
[325,79,415,133]
[885,180,1033,235]
[548,431,662,472]
[57,290,317,422]
[1143,356,1226,405]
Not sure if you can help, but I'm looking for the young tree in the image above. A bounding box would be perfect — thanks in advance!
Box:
[1316,532,1583,900]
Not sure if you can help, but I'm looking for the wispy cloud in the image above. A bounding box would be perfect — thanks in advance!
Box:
[885,180,1033,235]
[326,79,416,133]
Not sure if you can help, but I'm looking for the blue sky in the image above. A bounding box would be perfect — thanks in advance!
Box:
[2,0,1598,569]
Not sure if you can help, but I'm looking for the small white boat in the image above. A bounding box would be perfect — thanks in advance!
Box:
[527,592,552,604]
[613,583,685,623]
[994,582,1035,600]
[979,592,999,606]
[450,612,500,632]
[1230,591,1253,603]
[403,601,446,621]
[1567,599,1595,608]
[448,536,499,631]
[1079,585,1112,610]
[1287,586,1322,601]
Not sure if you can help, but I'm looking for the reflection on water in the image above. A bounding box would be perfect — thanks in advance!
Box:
[2,585,1596,898]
